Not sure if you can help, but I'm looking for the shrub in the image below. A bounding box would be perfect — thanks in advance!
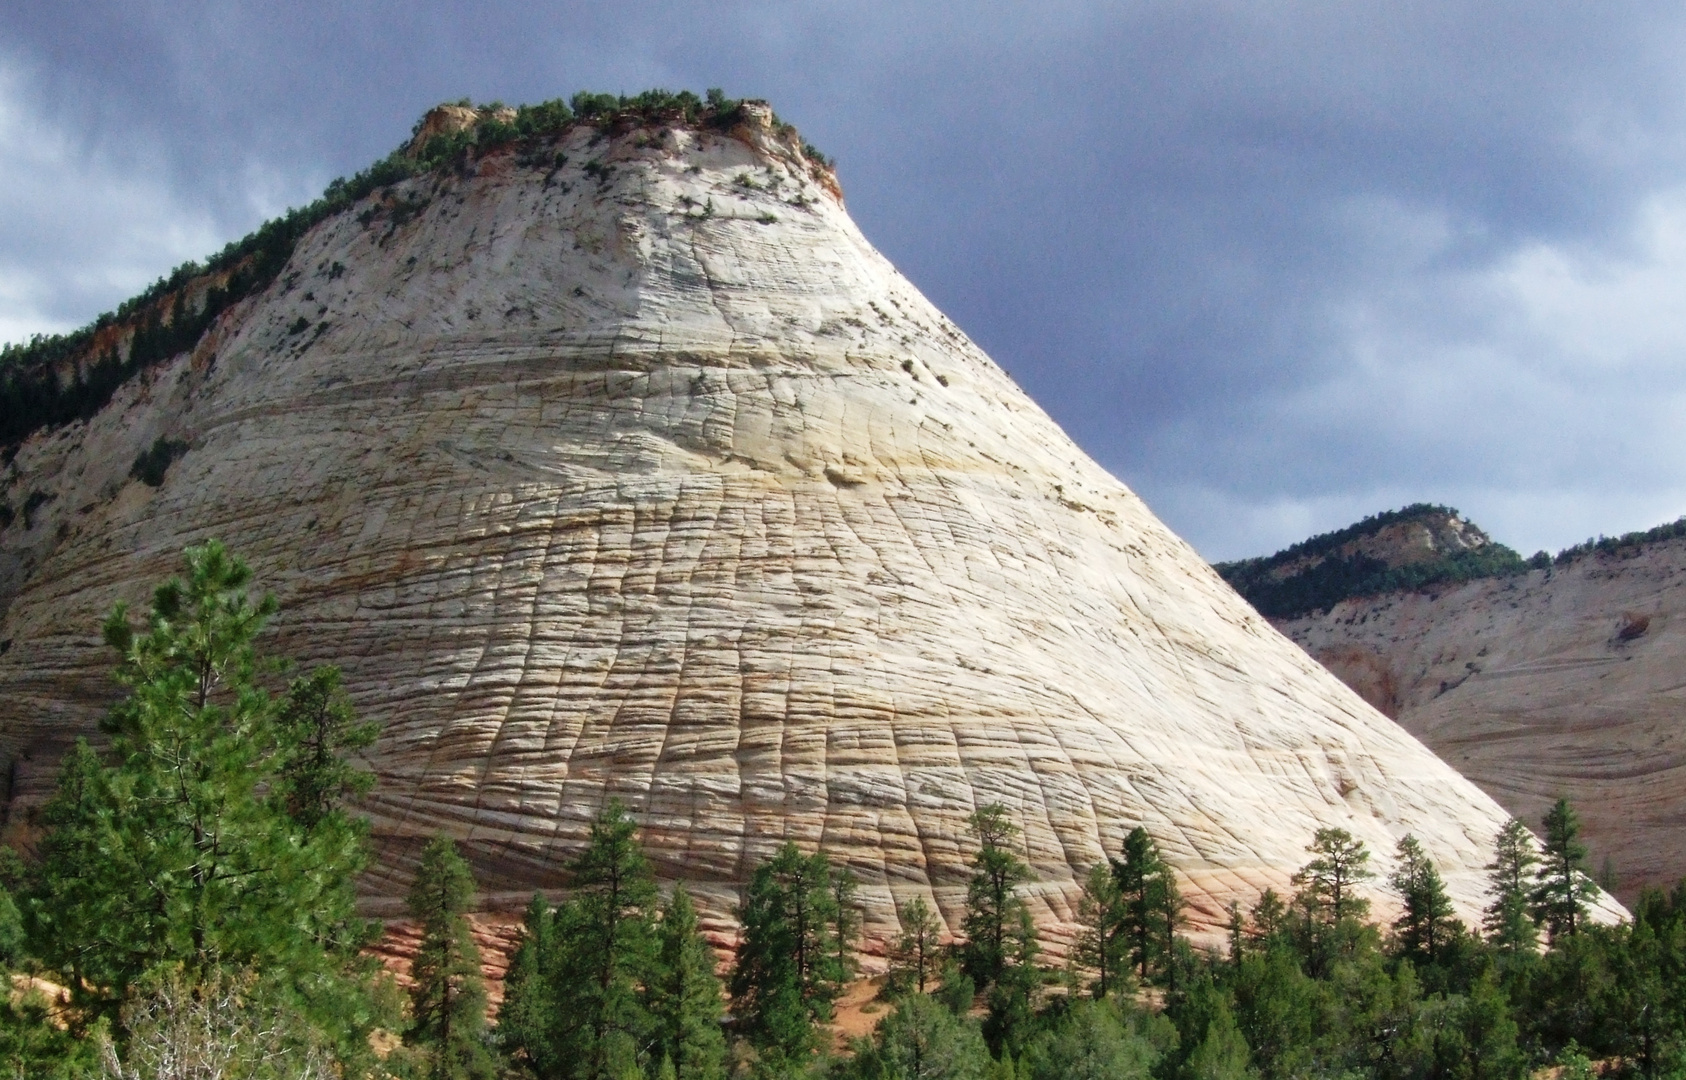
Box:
[128,437,188,488]
[20,489,50,529]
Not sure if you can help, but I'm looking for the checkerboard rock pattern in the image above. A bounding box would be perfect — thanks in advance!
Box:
[0,109,1619,955]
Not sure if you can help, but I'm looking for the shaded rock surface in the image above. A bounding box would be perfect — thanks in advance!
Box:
[1279,541,1686,905]
[0,109,1611,953]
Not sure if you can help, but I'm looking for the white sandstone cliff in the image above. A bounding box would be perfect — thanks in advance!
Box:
[0,105,1620,954]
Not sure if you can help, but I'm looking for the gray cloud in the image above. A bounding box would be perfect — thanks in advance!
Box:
[6,2,1686,559]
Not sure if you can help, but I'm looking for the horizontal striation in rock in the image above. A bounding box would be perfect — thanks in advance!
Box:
[0,113,1619,953]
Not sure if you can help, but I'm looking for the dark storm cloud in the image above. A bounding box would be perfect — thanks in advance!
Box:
[6,2,1686,558]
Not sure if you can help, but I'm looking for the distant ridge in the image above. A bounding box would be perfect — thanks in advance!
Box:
[1217,504,1686,620]
[1214,503,1532,619]
[1270,506,1686,903]
[1551,515,1686,565]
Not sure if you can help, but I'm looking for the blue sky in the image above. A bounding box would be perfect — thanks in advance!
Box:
[5,2,1686,560]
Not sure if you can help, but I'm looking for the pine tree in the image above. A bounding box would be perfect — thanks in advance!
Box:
[648,885,727,1080]
[406,834,495,1080]
[729,843,842,1058]
[0,849,94,1080]
[273,664,378,831]
[1390,834,1459,966]
[1483,818,1540,957]
[888,896,945,996]
[1533,799,1598,942]
[23,541,377,1049]
[957,804,1040,1058]
[1017,997,1159,1080]
[855,992,991,1080]
[1225,901,1246,969]
[552,800,661,1080]
[24,740,108,994]
[1229,945,1317,1079]
[1112,827,1179,984]
[1073,864,1128,998]
[827,865,862,1000]
[1149,850,1184,991]
[1448,970,1525,1080]
[1291,828,1373,926]
[1291,828,1373,975]
[272,664,381,976]
[498,893,559,1076]
[983,904,1042,1061]
[936,959,976,1019]
[1183,1003,1252,1080]
[1609,915,1681,1080]
[1113,829,1156,982]
[1246,889,1288,948]
[959,804,1035,990]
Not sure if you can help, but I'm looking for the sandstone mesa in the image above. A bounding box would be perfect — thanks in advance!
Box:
[0,102,1617,956]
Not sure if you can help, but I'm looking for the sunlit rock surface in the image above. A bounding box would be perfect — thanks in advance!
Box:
[0,108,1617,952]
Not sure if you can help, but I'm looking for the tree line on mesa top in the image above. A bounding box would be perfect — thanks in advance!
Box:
[1215,502,1686,619]
[0,543,1682,1078]
[0,88,832,453]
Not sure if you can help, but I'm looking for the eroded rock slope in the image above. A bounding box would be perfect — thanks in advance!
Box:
[0,106,1608,951]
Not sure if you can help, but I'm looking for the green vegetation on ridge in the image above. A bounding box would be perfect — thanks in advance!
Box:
[1552,514,1686,565]
[1219,502,1686,619]
[1214,504,1533,619]
[0,89,828,451]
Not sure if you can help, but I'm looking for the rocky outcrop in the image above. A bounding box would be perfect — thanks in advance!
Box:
[1265,509,1497,583]
[1278,539,1686,903]
[1216,505,1532,622]
[0,105,1615,954]
[407,104,517,157]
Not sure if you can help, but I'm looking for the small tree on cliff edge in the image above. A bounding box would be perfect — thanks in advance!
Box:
[406,834,496,1080]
